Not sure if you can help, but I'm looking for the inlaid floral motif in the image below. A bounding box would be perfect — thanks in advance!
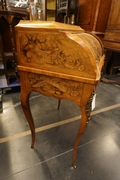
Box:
[28,72,82,100]
[20,33,84,71]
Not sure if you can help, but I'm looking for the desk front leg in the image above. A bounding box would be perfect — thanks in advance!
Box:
[72,84,95,168]
[72,105,87,168]
[21,87,35,148]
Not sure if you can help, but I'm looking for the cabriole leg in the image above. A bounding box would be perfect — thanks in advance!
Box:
[21,88,35,148]
[72,105,87,168]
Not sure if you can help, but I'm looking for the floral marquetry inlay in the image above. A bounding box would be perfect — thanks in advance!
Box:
[28,72,83,102]
[20,33,85,72]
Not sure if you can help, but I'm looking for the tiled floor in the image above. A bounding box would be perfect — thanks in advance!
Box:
[0,82,120,180]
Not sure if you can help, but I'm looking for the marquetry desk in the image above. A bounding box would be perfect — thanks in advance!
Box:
[15,21,105,168]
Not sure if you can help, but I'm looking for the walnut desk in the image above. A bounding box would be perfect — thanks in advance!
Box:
[15,21,105,168]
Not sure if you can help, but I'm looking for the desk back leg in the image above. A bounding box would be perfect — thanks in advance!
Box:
[57,99,61,110]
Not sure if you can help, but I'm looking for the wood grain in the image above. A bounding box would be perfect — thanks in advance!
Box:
[15,20,104,167]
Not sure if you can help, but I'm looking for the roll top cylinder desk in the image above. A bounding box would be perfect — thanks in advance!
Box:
[15,21,105,168]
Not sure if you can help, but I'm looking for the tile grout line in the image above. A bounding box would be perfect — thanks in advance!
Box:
[0,103,120,144]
